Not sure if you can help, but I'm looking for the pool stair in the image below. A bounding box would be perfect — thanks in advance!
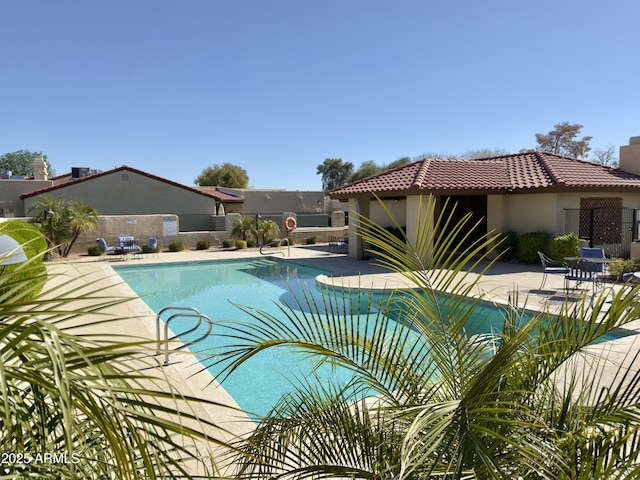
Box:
[156,306,213,366]
[259,238,290,257]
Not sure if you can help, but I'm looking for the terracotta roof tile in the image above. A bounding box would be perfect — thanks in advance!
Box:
[329,151,640,196]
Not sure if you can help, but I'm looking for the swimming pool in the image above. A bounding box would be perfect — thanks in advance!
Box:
[116,258,365,417]
[114,258,627,418]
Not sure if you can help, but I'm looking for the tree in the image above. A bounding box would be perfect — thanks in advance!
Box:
[349,160,380,182]
[232,215,259,245]
[216,196,640,478]
[317,158,354,192]
[195,163,249,188]
[460,148,510,159]
[0,149,55,177]
[350,157,413,183]
[592,144,618,166]
[535,122,592,158]
[29,196,99,257]
[385,156,412,169]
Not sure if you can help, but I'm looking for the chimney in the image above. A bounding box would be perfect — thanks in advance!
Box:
[32,156,48,181]
[619,136,640,176]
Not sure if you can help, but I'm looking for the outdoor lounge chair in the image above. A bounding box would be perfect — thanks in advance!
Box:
[537,251,569,290]
[96,238,118,258]
[329,236,348,254]
[146,237,159,257]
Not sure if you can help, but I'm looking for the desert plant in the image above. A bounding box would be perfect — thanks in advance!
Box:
[608,258,640,281]
[87,244,102,256]
[550,232,580,261]
[234,240,247,249]
[222,239,235,248]
[196,240,211,250]
[305,236,317,245]
[168,241,184,252]
[216,194,640,479]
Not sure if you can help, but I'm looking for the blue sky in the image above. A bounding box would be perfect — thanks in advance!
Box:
[1,1,638,191]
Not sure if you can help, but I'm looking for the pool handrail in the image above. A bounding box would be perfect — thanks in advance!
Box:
[259,237,290,257]
[156,306,213,365]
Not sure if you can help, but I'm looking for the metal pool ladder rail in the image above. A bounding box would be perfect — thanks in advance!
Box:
[156,306,213,365]
[259,237,290,257]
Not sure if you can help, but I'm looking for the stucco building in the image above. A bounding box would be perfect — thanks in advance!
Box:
[329,138,640,260]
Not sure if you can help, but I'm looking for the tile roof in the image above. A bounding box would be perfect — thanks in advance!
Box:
[328,151,640,196]
[19,165,245,203]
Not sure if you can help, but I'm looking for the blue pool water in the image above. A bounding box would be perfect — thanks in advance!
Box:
[114,258,627,418]
[116,258,363,417]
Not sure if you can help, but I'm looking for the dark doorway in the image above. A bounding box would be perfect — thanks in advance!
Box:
[441,195,488,251]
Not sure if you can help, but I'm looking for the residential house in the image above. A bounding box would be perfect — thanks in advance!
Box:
[329,137,640,260]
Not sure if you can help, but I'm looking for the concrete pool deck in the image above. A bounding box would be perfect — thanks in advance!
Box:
[44,243,640,473]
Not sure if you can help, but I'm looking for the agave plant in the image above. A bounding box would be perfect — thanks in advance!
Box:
[214,195,640,479]
[0,245,243,478]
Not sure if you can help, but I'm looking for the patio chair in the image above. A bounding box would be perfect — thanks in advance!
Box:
[146,237,159,258]
[96,238,118,259]
[564,247,606,292]
[537,251,569,290]
[329,236,348,254]
[117,236,143,259]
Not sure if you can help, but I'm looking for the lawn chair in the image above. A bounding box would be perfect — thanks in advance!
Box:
[537,251,569,290]
[96,238,118,259]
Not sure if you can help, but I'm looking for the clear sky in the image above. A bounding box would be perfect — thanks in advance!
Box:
[1,1,638,191]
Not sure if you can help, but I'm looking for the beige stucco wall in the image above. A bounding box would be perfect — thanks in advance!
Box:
[23,170,218,217]
[198,188,325,215]
[0,179,54,217]
[489,191,640,239]
[370,199,407,227]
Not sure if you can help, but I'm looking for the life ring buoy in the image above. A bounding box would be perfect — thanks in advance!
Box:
[284,216,297,232]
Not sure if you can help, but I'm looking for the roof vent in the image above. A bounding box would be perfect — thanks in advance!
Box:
[71,167,91,179]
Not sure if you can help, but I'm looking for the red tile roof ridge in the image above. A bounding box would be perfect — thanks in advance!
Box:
[535,151,567,186]
[411,158,431,188]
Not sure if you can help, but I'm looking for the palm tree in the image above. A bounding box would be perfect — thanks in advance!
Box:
[232,216,259,245]
[258,219,281,244]
[29,195,99,257]
[0,241,242,478]
[214,195,640,479]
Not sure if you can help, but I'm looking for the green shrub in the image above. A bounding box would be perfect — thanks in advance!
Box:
[0,221,48,300]
[550,233,579,262]
[306,237,317,245]
[87,245,102,256]
[142,242,160,254]
[222,239,235,248]
[493,231,518,260]
[247,240,257,248]
[196,240,210,250]
[168,241,184,252]
[609,258,640,281]
[519,231,550,263]
[235,240,247,249]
